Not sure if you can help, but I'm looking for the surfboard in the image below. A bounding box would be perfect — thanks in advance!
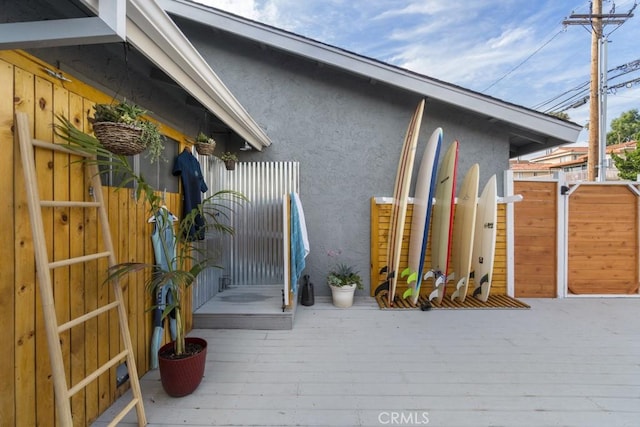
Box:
[472,174,498,302]
[450,163,480,302]
[426,140,459,304]
[406,127,442,304]
[375,99,425,306]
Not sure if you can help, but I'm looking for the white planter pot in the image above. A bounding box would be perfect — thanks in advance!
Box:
[329,283,357,308]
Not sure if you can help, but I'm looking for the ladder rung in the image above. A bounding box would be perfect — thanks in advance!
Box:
[48,251,111,269]
[67,350,129,398]
[107,397,140,427]
[32,138,93,157]
[40,200,101,208]
[58,301,120,333]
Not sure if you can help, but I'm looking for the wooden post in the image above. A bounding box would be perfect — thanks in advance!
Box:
[588,0,602,182]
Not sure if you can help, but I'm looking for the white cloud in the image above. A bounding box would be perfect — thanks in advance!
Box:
[193,0,262,20]
[191,0,638,130]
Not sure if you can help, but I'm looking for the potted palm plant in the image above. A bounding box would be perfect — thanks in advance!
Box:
[91,99,165,163]
[55,117,247,397]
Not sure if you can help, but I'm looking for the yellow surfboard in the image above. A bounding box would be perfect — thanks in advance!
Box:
[426,140,459,304]
[450,163,480,302]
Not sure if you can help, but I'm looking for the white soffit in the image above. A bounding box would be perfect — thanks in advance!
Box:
[0,0,126,49]
[82,0,271,150]
[162,0,582,144]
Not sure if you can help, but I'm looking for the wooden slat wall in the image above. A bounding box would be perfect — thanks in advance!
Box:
[513,181,557,297]
[370,198,507,298]
[568,185,639,294]
[513,180,640,297]
[1,50,190,426]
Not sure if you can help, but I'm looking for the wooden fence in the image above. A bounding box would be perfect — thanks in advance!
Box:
[1,50,189,426]
[370,198,507,298]
[513,179,640,297]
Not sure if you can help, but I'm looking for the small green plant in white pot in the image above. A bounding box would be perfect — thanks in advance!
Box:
[327,262,363,308]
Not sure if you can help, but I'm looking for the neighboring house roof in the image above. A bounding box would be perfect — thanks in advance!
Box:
[512,141,637,171]
[528,146,588,163]
[160,0,583,157]
[0,0,271,151]
[607,140,637,154]
[509,160,555,172]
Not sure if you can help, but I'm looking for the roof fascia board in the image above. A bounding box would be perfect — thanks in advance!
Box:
[82,0,270,150]
[162,0,581,144]
[0,0,125,49]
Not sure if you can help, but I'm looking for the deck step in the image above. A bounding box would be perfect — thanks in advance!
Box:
[193,285,296,330]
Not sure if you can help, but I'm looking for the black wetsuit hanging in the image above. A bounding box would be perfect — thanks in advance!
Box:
[172,148,208,240]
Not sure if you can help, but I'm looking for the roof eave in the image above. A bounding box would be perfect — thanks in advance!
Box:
[161,0,582,145]
[83,0,271,151]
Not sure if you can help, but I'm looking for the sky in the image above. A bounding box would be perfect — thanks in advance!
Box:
[193,0,640,145]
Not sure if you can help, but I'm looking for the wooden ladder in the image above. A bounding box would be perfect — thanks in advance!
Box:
[15,112,146,426]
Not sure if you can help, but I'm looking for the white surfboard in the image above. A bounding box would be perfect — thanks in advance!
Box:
[472,175,498,302]
[450,163,480,302]
[406,128,442,304]
[426,140,459,304]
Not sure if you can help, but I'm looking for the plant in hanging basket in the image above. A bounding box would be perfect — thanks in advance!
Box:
[91,100,165,162]
[54,117,249,396]
[194,132,216,156]
[219,151,238,170]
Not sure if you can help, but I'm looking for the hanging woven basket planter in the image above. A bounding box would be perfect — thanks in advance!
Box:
[92,121,146,156]
[195,140,216,156]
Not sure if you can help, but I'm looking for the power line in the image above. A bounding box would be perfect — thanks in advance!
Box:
[481,29,565,94]
[534,57,640,112]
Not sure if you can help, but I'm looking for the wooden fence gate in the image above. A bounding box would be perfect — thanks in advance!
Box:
[513,178,640,297]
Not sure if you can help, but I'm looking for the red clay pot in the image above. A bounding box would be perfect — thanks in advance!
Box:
[158,337,207,397]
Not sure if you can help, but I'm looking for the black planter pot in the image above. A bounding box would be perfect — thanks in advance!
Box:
[158,337,207,397]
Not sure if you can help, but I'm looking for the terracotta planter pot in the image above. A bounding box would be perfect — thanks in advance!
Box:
[158,337,207,397]
[329,283,357,308]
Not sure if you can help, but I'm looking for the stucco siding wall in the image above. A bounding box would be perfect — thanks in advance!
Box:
[179,23,510,295]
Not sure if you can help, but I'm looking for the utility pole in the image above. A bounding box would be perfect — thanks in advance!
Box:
[563,1,634,181]
[589,0,601,182]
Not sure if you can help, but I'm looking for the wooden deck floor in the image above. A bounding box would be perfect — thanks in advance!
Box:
[93,297,640,426]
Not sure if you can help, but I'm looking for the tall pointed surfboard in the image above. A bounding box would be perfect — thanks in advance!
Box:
[449,163,479,302]
[406,128,442,304]
[374,99,425,306]
[472,175,498,302]
[426,140,459,304]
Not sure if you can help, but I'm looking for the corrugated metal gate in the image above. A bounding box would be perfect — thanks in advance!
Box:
[193,157,299,308]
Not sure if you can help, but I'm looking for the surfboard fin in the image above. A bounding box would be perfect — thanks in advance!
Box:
[451,277,467,302]
[374,280,390,296]
[473,273,490,302]
[429,274,446,303]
